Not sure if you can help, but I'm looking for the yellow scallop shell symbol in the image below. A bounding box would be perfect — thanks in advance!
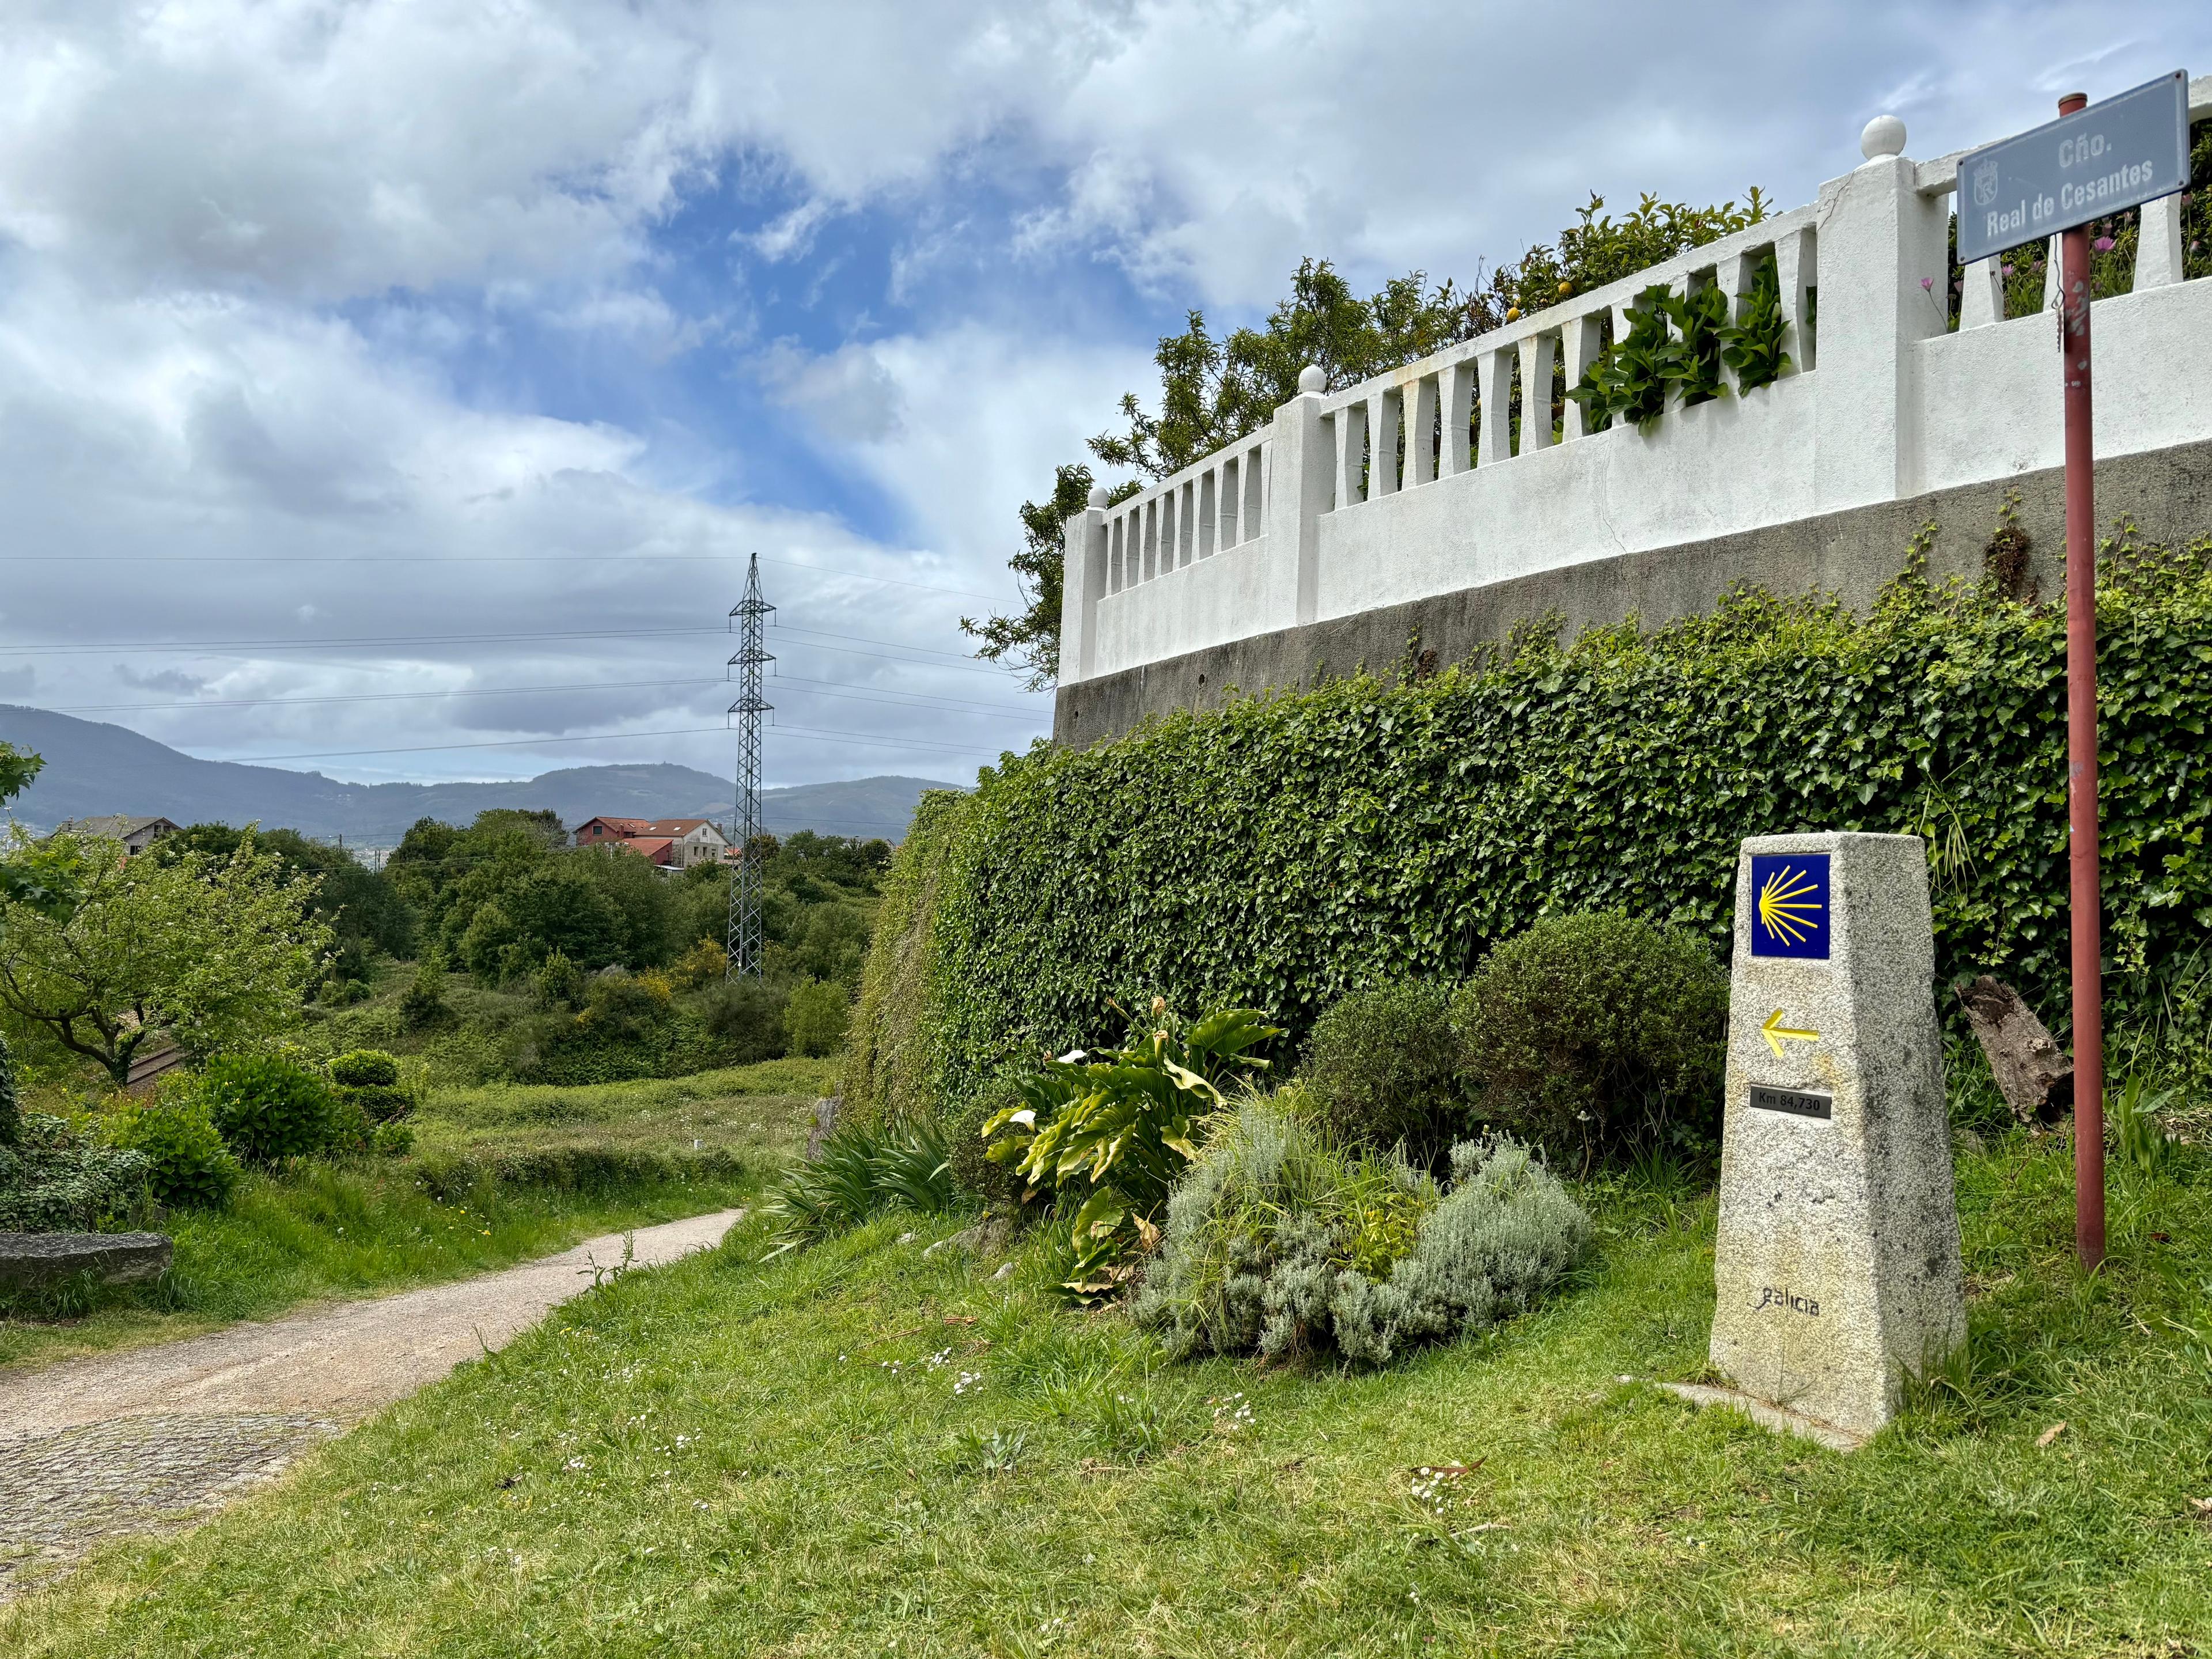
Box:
[1757,864,1823,946]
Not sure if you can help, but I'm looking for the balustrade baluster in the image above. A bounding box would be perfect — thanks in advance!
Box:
[1775,227,1815,372]
[1518,333,1558,451]
[1367,388,1400,495]
[1445,358,1478,472]
[1338,402,1369,505]
[1478,349,1513,465]
[2136,192,2185,289]
[1408,374,1439,484]
[1562,312,1603,440]
[1959,255,2002,328]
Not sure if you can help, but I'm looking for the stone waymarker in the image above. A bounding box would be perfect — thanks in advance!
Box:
[1703,831,1965,1444]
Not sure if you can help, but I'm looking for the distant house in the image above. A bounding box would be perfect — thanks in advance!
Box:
[50,815,180,857]
[573,816,652,847]
[642,819,732,869]
[571,816,730,872]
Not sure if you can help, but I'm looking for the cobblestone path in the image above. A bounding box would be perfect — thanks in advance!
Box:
[0,1208,741,1595]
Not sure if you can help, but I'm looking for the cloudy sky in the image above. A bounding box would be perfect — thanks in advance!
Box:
[0,1,2203,799]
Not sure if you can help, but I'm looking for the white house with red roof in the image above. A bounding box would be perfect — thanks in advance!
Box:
[571,816,731,870]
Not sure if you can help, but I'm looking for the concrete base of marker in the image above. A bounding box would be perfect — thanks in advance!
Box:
[1708,831,1966,1442]
[1657,1382,1868,1454]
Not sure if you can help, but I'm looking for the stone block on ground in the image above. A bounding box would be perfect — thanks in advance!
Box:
[0,1232,172,1293]
[805,1096,842,1161]
[1708,831,1965,1441]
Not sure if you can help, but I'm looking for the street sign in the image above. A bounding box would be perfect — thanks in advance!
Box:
[1956,71,2191,263]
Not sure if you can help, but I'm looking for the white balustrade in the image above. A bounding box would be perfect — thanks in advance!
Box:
[1062,85,2212,688]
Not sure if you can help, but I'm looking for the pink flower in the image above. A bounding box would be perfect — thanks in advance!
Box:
[2092,236,2115,252]
[2001,263,2015,275]
[1921,276,1934,291]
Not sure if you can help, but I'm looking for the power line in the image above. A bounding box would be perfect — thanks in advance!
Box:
[36,672,1046,721]
[0,552,1009,603]
[0,622,1039,680]
[775,623,1003,662]
[213,718,1011,764]
[759,638,1025,679]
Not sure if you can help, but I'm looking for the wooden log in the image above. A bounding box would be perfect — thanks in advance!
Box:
[1955,976,2072,1127]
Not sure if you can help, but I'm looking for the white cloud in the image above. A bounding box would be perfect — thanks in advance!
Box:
[0,0,2203,800]
[755,339,907,443]
[9,1,2208,317]
[745,200,835,263]
[760,323,1152,568]
[0,258,1046,786]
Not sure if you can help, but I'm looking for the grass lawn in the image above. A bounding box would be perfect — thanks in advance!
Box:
[9,1128,2210,1656]
[0,1060,824,1376]
[413,1057,838,1165]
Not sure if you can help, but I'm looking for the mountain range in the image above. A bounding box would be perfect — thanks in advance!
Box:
[0,706,960,845]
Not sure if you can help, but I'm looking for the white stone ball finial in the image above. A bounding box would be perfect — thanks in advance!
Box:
[1297,363,1325,395]
[1859,113,1906,162]
[1086,484,1109,509]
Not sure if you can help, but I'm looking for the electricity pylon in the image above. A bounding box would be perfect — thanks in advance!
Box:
[726,553,774,978]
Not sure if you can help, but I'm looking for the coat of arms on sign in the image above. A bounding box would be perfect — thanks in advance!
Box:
[1971,159,2000,209]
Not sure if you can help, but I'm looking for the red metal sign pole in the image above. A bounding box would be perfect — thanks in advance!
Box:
[2056,90,2105,1270]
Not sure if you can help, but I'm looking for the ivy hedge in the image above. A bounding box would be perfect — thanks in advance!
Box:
[844,528,2212,1127]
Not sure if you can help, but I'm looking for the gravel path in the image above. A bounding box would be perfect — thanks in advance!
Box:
[0,1207,742,1594]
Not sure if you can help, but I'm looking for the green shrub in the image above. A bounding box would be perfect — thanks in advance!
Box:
[105,1087,238,1210]
[199,1052,338,1163]
[1134,1092,1591,1366]
[764,1120,958,1254]
[1453,911,1727,1169]
[944,1088,1028,1209]
[534,949,585,1009]
[576,971,668,1041]
[0,1112,150,1232]
[0,1032,20,1150]
[328,1046,415,1135]
[783,977,850,1059]
[329,1048,399,1088]
[846,540,2212,1132]
[1329,1136,1594,1365]
[983,1003,1282,1301]
[840,790,967,1132]
[696,978,788,1066]
[1301,980,1464,1160]
[399,963,452,1032]
[984,1003,1282,1212]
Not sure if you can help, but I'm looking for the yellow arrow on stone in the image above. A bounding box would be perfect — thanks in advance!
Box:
[1762,1009,1819,1060]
